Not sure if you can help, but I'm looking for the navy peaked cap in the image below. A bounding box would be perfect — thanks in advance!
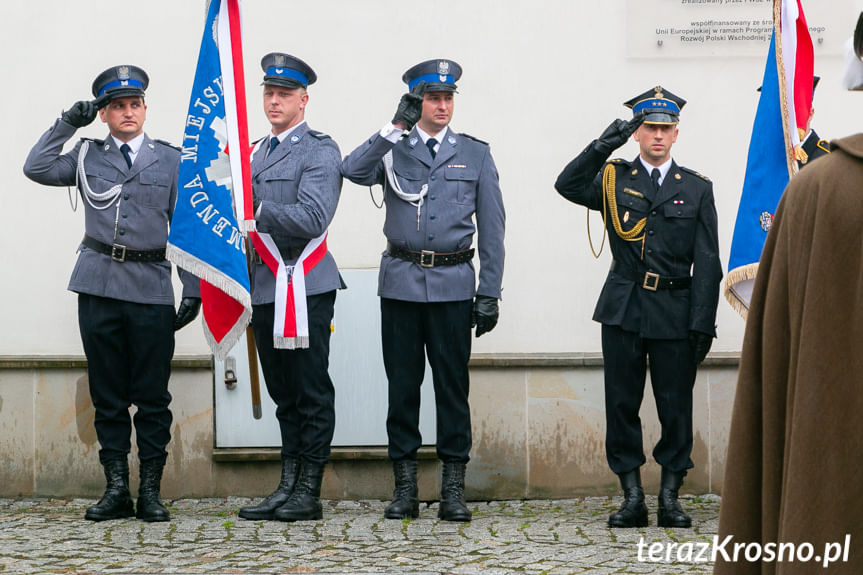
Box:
[261,53,316,88]
[91,65,149,100]
[624,85,686,125]
[402,59,462,92]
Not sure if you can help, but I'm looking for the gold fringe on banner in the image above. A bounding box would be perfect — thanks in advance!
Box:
[723,262,759,320]
[165,243,252,359]
[773,0,799,179]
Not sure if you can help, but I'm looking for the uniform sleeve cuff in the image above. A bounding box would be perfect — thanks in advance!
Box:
[379,122,406,143]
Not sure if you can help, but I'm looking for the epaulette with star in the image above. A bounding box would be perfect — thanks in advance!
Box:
[80,137,105,146]
[678,166,711,182]
[609,157,631,166]
[817,139,831,154]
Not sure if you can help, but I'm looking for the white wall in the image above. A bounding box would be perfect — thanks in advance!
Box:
[4,0,861,357]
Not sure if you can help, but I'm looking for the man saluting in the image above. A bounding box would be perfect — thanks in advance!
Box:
[23,65,200,522]
[341,59,505,522]
[555,86,721,528]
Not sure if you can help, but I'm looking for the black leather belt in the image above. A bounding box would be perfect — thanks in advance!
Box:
[81,235,166,263]
[250,244,305,265]
[611,261,691,291]
[386,242,474,268]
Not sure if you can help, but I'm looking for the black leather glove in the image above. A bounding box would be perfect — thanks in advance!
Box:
[593,114,645,155]
[174,297,201,331]
[688,331,713,364]
[392,81,426,131]
[472,295,499,338]
[61,100,98,128]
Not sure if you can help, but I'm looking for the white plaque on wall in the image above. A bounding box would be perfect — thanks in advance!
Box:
[626,0,853,59]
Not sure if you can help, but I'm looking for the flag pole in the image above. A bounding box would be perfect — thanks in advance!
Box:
[226,0,263,419]
[245,242,263,419]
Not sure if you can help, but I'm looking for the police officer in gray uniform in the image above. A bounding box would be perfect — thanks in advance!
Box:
[237,53,344,523]
[555,87,721,529]
[23,65,200,522]
[341,59,505,522]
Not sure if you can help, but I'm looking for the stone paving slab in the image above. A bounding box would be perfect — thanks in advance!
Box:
[0,495,720,574]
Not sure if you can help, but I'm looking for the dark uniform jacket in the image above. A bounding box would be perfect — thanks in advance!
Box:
[799,128,831,168]
[23,119,198,305]
[555,144,722,339]
[340,127,505,303]
[250,122,345,305]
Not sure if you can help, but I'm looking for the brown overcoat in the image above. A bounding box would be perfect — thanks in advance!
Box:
[714,135,863,574]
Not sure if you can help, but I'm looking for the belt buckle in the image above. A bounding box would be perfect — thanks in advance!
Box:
[420,250,435,267]
[643,271,660,291]
[111,243,127,263]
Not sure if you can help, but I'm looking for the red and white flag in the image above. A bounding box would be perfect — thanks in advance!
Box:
[724,0,814,317]
[778,0,815,167]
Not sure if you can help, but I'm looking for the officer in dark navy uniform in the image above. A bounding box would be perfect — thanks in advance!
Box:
[799,76,832,167]
[237,53,344,523]
[23,65,200,522]
[555,87,721,528]
[341,59,505,522]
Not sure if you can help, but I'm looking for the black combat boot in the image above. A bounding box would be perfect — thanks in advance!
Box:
[136,460,170,522]
[438,461,471,522]
[657,468,692,528]
[608,468,648,528]
[85,459,135,521]
[238,456,301,520]
[274,461,325,522]
[384,459,419,519]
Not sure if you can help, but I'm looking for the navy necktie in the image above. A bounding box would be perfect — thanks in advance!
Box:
[120,143,133,169]
[426,138,437,159]
[651,168,661,193]
[267,136,280,157]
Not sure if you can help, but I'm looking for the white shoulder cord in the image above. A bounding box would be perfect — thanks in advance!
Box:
[382,150,428,231]
[67,183,78,212]
[75,140,126,242]
[76,140,124,211]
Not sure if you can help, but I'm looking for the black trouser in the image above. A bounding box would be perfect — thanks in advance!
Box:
[77,294,175,465]
[601,324,697,474]
[381,297,473,463]
[252,291,336,464]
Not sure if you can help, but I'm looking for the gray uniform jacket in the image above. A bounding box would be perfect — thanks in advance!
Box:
[23,118,199,306]
[340,128,505,303]
[251,122,345,305]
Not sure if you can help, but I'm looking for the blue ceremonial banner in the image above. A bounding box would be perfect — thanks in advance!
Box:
[166,0,252,358]
[725,30,792,317]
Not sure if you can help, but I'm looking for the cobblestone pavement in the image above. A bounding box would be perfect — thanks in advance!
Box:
[0,495,720,574]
